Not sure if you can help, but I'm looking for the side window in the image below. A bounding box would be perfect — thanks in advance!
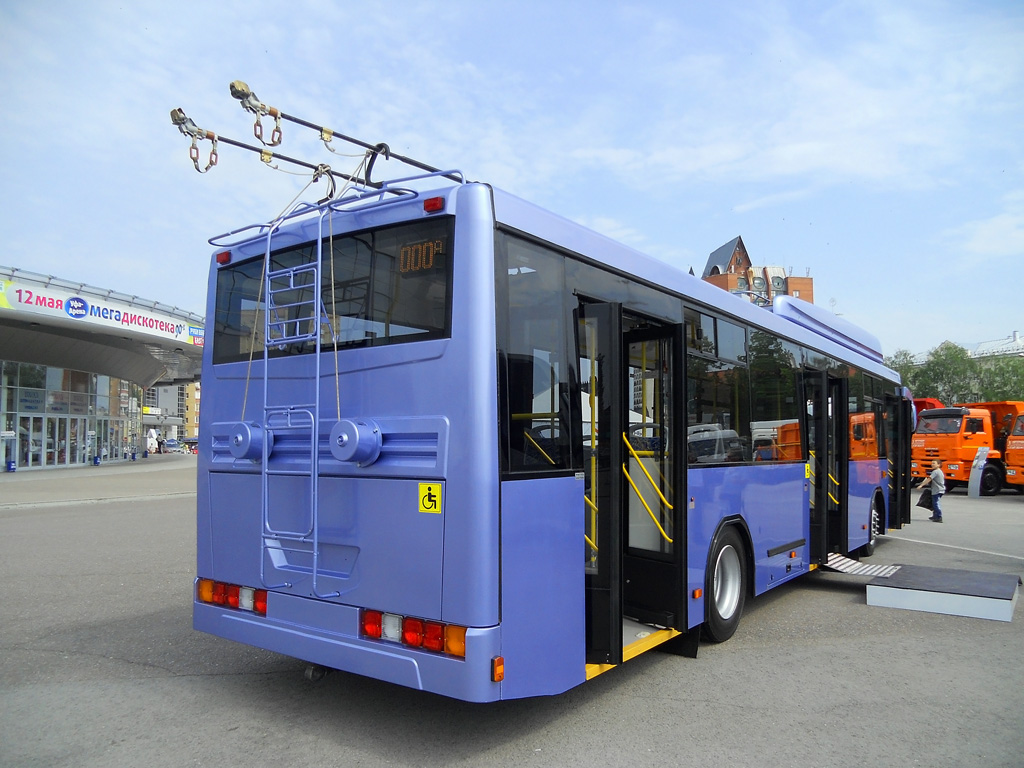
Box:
[497,234,573,474]
[686,310,750,464]
[748,332,804,462]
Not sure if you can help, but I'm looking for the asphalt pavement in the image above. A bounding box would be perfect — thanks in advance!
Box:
[1,459,1022,767]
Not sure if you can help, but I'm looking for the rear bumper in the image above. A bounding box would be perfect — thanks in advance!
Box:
[194,593,503,702]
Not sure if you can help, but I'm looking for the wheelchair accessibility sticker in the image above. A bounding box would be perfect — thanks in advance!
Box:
[419,483,443,514]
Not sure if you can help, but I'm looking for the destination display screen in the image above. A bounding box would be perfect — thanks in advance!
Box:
[399,237,446,275]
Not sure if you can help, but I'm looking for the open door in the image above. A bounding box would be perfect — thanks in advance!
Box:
[621,325,686,631]
[578,304,687,666]
[805,370,850,562]
[885,392,913,528]
[579,303,623,665]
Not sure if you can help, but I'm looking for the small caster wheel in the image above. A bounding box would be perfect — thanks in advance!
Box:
[304,663,329,682]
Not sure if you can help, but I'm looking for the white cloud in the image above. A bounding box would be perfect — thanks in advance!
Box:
[733,187,815,214]
[941,190,1024,263]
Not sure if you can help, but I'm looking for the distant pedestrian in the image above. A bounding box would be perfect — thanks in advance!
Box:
[923,459,946,522]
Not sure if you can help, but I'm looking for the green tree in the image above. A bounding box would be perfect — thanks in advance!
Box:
[886,344,1024,403]
[911,343,978,402]
[977,356,1024,401]
[883,349,919,393]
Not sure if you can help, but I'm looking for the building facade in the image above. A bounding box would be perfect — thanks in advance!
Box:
[700,236,815,305]
[1,266,203,471]
[1,362,143,468]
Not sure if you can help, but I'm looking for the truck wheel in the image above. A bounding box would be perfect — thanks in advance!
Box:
[980,465,1002,496]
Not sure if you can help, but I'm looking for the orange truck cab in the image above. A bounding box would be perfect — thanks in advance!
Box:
[1006,414,1024,492]
[911,401,1024,495]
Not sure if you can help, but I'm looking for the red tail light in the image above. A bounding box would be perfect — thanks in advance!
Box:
[360,608,466,658]
[361,610,383,639]
[197,579,267,616]
[211,582,228,605]
[423,622,445,653]
[402,617,425,646]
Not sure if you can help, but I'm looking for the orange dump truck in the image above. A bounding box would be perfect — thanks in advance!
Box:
[911,401,1024,495]
[1006,413,1024,491]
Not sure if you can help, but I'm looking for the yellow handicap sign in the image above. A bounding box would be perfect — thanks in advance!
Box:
[419,483,442,514]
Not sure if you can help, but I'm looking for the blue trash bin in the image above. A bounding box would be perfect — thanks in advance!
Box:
[5,460,15,472]
[93,456,100,466]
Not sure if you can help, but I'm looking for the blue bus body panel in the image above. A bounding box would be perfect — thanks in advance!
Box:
[194,597,502,702]
[499,476,586,699]
[848,459,887,550]
[686,463,809,626]
[442,184,502,626]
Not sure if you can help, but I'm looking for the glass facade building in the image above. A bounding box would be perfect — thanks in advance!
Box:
[1,360,143,470]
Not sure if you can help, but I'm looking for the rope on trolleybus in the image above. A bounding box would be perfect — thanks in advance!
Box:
[236,153,370,423]
[237,169,324,422]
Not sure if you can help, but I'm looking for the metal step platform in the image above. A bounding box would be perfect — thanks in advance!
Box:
[823,552,901,578]
[866,565,1021,623]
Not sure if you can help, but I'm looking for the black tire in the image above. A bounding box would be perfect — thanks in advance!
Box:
[980,465,1002,496]
[861,497,881,557]
[703,526,747,643]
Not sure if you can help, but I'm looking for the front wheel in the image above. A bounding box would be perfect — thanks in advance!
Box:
[980,465,1002,496]
[703,526,747,643]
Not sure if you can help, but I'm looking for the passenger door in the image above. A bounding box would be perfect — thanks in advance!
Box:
[578,304,686,665]
[804,370,849,561]
[578,303,623,665]
[621,325,685,631]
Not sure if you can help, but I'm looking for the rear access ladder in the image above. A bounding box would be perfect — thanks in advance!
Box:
[258,211,340,598]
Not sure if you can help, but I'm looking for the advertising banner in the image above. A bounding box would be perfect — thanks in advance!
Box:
[0,277,203,347]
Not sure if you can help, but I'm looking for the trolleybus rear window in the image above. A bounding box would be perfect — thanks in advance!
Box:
[213,217,453,364]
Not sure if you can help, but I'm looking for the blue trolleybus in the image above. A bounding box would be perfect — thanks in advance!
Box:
[194,169,914,701]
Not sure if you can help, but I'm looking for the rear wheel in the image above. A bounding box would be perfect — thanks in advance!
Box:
[861,498,881,557]
[703,526,746,643]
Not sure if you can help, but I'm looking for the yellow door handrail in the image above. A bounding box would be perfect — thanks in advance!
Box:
[622,463,673,543]
[523,430,556,465]
[621,432,673,510]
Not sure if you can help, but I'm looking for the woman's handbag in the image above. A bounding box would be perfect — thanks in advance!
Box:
[916,488,933,511]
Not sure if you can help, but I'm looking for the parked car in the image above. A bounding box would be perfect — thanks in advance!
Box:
[162,438,182,453]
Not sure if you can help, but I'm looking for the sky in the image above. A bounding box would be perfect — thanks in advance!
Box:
[1,0,1021,357]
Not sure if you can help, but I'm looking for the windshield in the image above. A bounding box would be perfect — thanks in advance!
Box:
[213,217,453,364]
[915,414,962,434]
[1013,415,1024,436]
